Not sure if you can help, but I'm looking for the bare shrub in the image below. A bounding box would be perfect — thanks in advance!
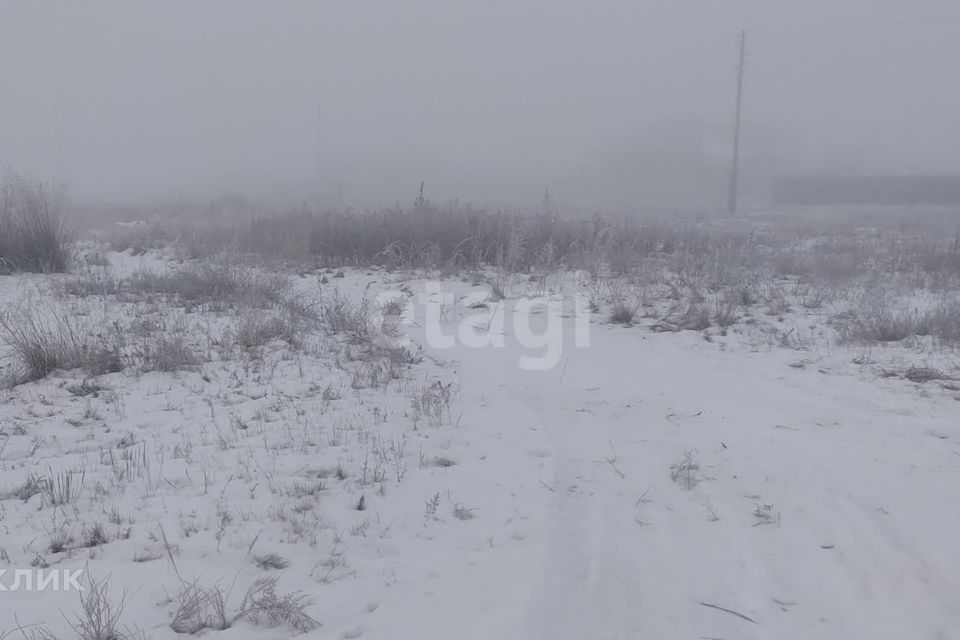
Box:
[0,178,73,273]
[0,304,122,383]
[237,576,319,632]
[66,574,134,640]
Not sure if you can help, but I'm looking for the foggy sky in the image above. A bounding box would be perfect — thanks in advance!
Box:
[2,1,959,208]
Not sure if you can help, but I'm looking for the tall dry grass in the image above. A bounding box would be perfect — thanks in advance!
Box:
[0,177,73,273]
[0,303,122,383]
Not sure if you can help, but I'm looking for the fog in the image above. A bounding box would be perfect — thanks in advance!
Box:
[2,0,959,209]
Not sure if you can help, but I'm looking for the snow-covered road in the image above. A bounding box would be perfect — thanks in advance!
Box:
[387,287,960,639]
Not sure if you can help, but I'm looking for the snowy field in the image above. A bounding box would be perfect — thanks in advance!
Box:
[1,224,959,639]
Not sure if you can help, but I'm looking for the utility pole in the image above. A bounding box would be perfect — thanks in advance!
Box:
[727,30,746,216]
[316,105,325,205]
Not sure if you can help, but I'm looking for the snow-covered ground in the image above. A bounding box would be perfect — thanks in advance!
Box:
[1,255,958,639]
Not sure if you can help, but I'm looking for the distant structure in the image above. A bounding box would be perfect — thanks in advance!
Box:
[727,30,747,216]
[773,175,960,207]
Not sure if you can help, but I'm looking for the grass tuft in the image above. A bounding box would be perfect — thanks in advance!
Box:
[0,178,73,274]
[0,304,122,383]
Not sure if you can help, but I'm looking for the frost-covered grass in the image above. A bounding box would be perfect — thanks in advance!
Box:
[89,203,960,347]
[1,179,73,275]
[0,253,465,637]
[2,206,960,637]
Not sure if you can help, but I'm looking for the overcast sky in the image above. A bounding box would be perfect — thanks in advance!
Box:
[2,1,959,207]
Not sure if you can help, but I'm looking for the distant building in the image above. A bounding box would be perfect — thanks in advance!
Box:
[774,175,960,206]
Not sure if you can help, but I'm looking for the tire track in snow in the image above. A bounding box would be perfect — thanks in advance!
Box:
[517,389,642,640]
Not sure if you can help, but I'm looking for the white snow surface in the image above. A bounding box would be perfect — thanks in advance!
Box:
[0,258,958,639]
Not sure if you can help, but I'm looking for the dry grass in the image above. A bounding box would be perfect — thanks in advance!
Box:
[61,267,120,297]
[120,206,960,350]
[237,576,319,632]
[411,381,454,427]
[0,177,73,274]
[834,295,960,345]
[170,577,318,634]
[0,304,122,383]
[124,262,292,311]
[0,257,327,387]
[132,333,198,372]
[253,553,290,570]
[608,302,637,325]
[67,574,137,640]
[670,449,701,491]
[170,580,232,633]
[608,282,640,325]
[39,467,85,507]
[233,313,296,349]
[320,289,374,341]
